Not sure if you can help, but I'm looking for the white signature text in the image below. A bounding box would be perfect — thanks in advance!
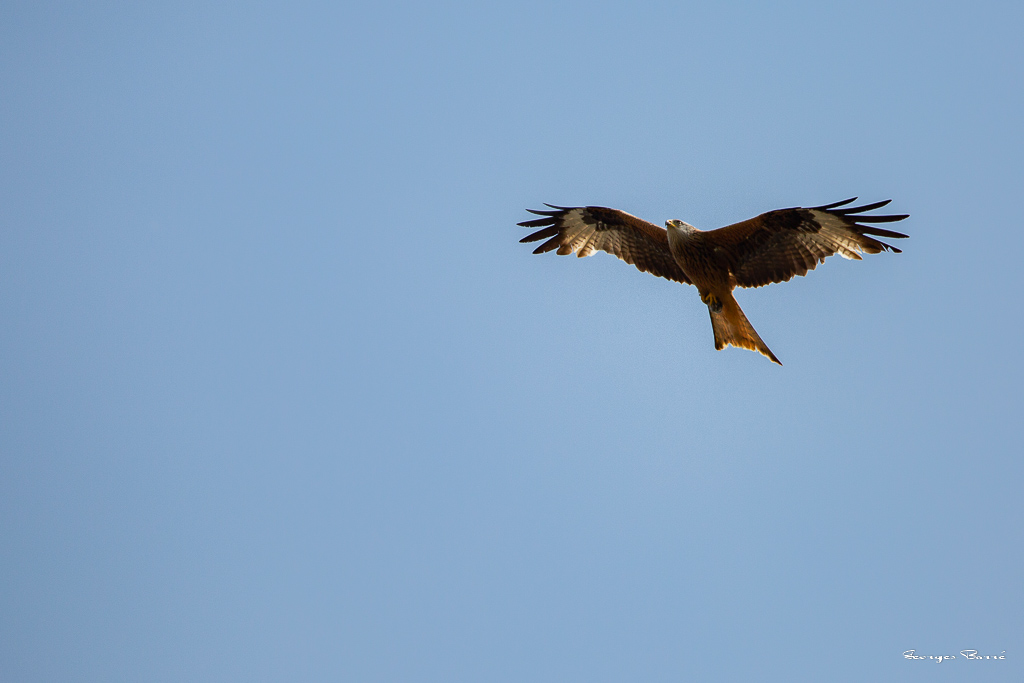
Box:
[903,649,1006,662]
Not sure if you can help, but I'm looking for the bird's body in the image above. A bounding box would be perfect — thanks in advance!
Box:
[518,198,909,364]
[664,222,776,361]
[665,221,734,300]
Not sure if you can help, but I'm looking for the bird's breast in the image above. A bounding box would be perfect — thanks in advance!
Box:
[668,232,730,289]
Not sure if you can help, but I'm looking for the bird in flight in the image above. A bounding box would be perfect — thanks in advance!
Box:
[518,198,908,365]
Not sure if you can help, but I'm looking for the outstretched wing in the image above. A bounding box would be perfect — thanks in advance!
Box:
[518,205,690,284]
[707,198,909,289]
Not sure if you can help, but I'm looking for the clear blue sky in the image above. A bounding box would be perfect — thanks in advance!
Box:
[1,1,1021,681]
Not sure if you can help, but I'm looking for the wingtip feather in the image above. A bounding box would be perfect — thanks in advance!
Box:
[520,226,559,243]
[842,199,893,214]
[813,197,858,210]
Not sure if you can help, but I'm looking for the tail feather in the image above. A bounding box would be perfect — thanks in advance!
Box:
[708,292,781,365]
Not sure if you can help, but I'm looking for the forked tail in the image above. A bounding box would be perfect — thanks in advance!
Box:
[708,291,782,365]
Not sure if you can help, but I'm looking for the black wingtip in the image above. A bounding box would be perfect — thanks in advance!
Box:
[518,216,558,227]
[532,235,562,254]
[813,197,858,210]
[520,226,559,243]
[842,199,893,214]
[854,223,910,239]
[856,214,910,224]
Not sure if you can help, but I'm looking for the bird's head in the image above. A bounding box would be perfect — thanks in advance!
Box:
[665,219,697,235]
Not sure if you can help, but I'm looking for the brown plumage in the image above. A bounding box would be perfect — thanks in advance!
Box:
[518,198,908,365]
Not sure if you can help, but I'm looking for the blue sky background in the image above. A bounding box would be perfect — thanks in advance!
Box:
[1,1,1022,681]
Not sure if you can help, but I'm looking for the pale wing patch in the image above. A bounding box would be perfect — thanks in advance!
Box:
[809,210,876,259]
[554,210,594,256]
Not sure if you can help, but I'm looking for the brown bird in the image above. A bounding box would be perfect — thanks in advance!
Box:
[518,198,909,365]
